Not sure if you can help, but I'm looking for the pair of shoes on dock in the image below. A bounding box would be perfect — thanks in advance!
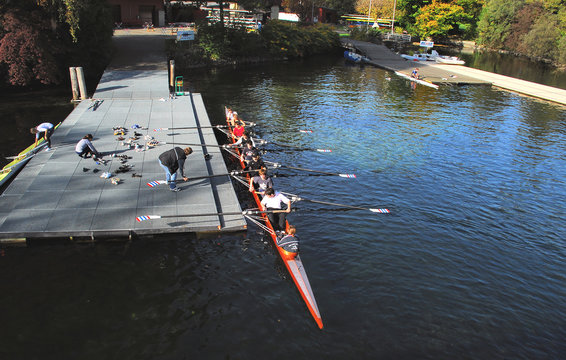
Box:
[170,187,181,192]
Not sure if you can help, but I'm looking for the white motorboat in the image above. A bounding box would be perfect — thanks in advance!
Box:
[430,50,465,65]
[400,52,434,62]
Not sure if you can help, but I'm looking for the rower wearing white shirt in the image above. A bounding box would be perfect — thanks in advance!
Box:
[260,188,291,232]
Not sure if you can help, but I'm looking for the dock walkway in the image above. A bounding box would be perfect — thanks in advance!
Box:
[343,38,566,105]
[0,32,247,241]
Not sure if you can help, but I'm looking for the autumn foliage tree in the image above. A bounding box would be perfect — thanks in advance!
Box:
[414,0,470,40]
[0,9,62,86]
[0,0,113,88]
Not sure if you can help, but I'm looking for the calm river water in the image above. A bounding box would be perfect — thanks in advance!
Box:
[1,55,565,360]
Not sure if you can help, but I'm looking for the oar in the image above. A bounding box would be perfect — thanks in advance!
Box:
[153,141,233,149]
[153,125,230,131]
[146,170,257,187]
[260,140,331,153]
[266,161,356,178]
[136,209,290,222]
[285,194,390,214]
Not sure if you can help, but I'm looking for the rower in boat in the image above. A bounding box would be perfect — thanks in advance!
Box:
[247,152,266,172]
[231,131,256,148]
[277,225,299,260]
[240,141,259,168]
[226,107,235,126]
[249,168,273,197]
[260,188,291,233]
[232,119,245,141]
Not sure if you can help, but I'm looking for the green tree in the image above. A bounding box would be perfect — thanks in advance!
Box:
[414,0,469,40]
[521,14,561,60]
[477,0,525,48]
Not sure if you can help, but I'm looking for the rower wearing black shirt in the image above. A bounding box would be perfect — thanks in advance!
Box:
[240,141,259,167]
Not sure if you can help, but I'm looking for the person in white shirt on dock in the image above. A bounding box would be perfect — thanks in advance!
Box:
[30,122,54,150]
[260,188,291,233]
[75,134,101,160]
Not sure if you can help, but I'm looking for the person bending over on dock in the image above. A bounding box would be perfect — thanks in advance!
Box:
[249,168,273,197]
[31,122,54,150]
[411,68,419,79]
[277,225,299,259]
[158,146,193,192]
[240,141,259,168]
[75,134,101,160]
[260,188,291,233]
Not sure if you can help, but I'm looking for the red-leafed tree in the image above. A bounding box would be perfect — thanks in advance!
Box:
[0,9,63,86]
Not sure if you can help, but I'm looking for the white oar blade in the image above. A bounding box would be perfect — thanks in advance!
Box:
[153,128,168,131]
[147,180,167,187]
[316,149,332,153]
[136,215,162,222]
[369,208,390,213]
[338,174,357,178]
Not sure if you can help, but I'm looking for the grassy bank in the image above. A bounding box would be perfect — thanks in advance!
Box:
[167,20,341,71]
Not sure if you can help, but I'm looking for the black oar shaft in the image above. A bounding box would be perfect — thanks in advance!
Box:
[299,198,369,211]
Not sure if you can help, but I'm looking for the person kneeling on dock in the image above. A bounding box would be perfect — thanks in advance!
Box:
[260,188,291,232]
[249,168,273,197]
[75,134,101,160]
[277,225,299,259]
[158,147,193,192]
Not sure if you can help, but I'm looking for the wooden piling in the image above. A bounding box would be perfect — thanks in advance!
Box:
[69,67,79,101]
[76,67,87,100]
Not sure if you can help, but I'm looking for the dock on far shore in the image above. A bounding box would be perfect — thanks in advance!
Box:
[0,31,247,243]
[342,38,566,106]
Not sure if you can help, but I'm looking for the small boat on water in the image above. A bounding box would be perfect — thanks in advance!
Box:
[224,108,323,329]
[344,50,369,64]
[0,122,61,187]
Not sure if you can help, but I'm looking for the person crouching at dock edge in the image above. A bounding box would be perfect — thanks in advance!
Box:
[277,225,299,259]
[260,188,291,233]
[158,147,193,192]
[75,134,101,160]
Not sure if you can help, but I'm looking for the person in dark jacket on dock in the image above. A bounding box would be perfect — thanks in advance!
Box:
[158,147,193,192]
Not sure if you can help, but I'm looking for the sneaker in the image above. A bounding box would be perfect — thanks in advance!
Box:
[45,147,51,152]
[170,187,181,192]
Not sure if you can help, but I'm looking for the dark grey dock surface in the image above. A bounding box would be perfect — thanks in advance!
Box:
[0,33,247,240]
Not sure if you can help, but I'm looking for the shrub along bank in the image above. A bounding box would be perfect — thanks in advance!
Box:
[168,20,341,70]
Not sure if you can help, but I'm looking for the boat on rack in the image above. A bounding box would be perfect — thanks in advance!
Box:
[0,122,61,188]
[344,50,369,64]
[401,50,465,65]
[223,107,323,329]
[400,52,434,62]
[394,71,439,89]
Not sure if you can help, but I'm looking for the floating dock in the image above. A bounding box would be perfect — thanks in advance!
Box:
[0,32,247,242]
[342,39,566,106]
